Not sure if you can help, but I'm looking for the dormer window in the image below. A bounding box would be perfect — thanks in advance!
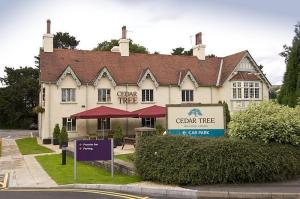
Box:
[232,81,260,100]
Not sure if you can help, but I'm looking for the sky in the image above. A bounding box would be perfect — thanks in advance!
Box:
[0,0,299,85]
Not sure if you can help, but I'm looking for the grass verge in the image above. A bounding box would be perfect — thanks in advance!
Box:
[114,153,134,163]
[16,137,53,155]
[36,154,141,185]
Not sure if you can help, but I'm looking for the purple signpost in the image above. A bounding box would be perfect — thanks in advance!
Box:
[74,139,114,180]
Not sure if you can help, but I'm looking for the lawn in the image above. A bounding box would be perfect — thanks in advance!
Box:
[114,153,134,163]
[36,154,141,185]
[15,137,53,155]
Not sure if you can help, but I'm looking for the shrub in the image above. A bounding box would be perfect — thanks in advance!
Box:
[59,126,68,145]
[53,124,60,140]
[113,125,123,146]
[218,101,231,128]
[155,124,165,135]
[135,136,300,185]
[228,101,300,145]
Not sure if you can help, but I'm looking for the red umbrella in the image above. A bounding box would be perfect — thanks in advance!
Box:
[71,106,136,119]
[132,105,166,118]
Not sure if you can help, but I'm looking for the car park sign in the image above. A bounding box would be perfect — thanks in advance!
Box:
[167,104,225,137]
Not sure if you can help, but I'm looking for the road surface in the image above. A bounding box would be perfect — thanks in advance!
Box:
[0,189,151,199]
[0,129,38,138]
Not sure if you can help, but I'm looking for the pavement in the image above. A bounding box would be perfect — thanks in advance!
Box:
[0,138,57,187]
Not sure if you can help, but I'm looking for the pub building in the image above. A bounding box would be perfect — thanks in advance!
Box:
[38,20,271,141]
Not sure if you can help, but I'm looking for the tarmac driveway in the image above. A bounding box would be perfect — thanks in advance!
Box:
[0,129,38,138]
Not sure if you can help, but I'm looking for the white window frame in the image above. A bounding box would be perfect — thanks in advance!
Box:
[62,117,76,132]
[61,88,76,102]
[142,89,154,103]
[182,90,194,102]
[232,81,261,100]
[98,88,111,103]
[97,118,111,130]
[141,118,155,128]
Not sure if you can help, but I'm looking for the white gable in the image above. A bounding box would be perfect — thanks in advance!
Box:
[56,66,81,87]
[236,57,256,72]
[137,69,159,88]
[179,71,199,88]
[93,67,116,87]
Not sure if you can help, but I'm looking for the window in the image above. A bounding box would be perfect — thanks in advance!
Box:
[232,81,260,99]
[141,118,155,128]
[182,90,194,102]
[42,88,45,101]
[97,118,111,130]
[142,89,153,102]
[62,88,76,102]
[62,117,76,132]
[98,89,111,102]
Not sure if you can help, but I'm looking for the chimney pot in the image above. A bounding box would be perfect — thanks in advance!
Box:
[195,32,202,45]
[122,26,127,39]
[47,19,51,34]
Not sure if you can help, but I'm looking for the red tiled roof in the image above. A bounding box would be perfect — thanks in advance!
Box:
[230,71,261,81]
[219,50,247,85]
[40,48,247,86]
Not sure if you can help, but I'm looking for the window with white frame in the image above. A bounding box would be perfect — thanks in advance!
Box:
[182,90,194,102]
[142,89,153,102]
[97,118,111,130]
[61,88,76,102]
[141,118,155,128]
[232,81,260,100]
[62,117,76,132]
[98,89,111,102]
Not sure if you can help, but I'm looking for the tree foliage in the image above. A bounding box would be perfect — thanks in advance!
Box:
[171,47,192,56]
[0,67,39,128]
[228,101,300,145]
[278,23,300,107]
[53,32,80,49]
[93,39,148,54]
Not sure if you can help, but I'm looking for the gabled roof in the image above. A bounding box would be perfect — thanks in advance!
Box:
[93,67,116,87]
[137,68,159,88]
[230,71,260,81]
[40,48,260,87]
[56,65,81,86]
[178,70,199,88]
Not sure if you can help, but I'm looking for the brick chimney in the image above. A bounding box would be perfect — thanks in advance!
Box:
[43,19,54,52]
[193,32,206,60]
[118,26,129,56]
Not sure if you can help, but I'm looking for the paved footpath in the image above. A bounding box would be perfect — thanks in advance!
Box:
[0,138,57,187]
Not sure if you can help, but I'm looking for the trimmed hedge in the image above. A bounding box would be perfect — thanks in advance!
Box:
[135,136,300,185]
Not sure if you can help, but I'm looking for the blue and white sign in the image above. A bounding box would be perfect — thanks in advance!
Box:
[167,104,225,137]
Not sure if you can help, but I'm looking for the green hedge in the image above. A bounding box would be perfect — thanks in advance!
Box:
[135,136,300,185]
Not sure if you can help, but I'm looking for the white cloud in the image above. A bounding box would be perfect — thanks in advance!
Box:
[0,0,298,85]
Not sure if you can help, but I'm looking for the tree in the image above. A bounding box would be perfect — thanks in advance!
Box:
[278,23,300,107]
[171,47,192,56]
[53,32,80,49]
[0,67,39,128]
[93,39,149,54]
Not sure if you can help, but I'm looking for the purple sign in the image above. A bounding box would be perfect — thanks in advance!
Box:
[76,140,112,161]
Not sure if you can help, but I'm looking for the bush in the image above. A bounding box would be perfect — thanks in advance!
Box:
[135,136,300,185]
[59,126,68,146]
[53,124,60,140]
[218,101,231,128]
[155,124,165,135]
[228,101,300,145]
[113,125,123,146]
